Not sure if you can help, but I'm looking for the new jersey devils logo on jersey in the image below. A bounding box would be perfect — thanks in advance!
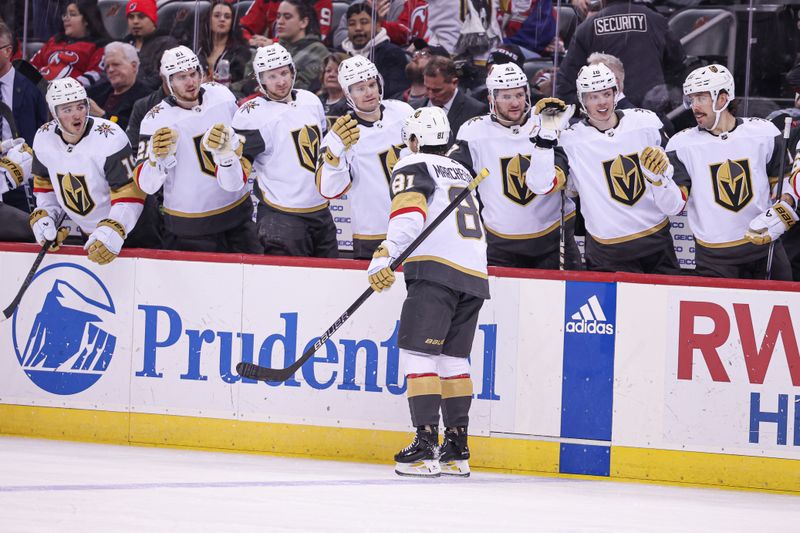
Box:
[710,158,753,212]
[40,50,81,81]
[378,144,404,184]
[499,154,536,206]
[291,125,321,173]
[58,172,95,216]
[603,153,645,206]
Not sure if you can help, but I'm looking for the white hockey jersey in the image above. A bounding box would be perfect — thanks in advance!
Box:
[454,113,576,239]
[667,118,785,249]
[136,83,251,236]
[233,90,328,213]
[317,100,414,239]
[558,109,673,243]
[390,152,489,299]
[32,118,143,234]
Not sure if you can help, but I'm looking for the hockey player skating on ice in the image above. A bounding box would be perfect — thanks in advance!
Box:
[29,78,146,264]
[204,43,338,257]
[135,46,262,253]
[367,107,489,477]
[667,64,796,279]
[533,63,684,274]
[316,56,414,259]
[452,63,581,269]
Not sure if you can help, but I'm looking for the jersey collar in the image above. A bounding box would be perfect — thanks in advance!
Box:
[351,104,386,128]
[56,117,94,146]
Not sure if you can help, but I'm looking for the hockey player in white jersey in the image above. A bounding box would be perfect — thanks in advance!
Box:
[202,43,336,257]
[29,78,146,264]
[367,107,488,478]
[134,46,261,253]
[528,63,685,274]
[451,62,581,269]
[316,55,414,259]
[668,64,795,279]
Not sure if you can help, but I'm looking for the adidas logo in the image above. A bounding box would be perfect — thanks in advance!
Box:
[566,295,614,335]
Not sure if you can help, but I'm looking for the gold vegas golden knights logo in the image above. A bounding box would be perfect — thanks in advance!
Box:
[710,158,753,212]
[58,173,95,215]
[291,125,321,173]
[603,153,645,206]
[378,144,404,184]
[192,134,217,178]
[499,154,536,206]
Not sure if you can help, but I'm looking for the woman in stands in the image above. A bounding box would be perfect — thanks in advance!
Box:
[30,0,110,88]
[317,52,347,118]
[197,0,252,92]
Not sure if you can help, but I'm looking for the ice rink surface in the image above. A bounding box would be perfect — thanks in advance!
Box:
[0,436,796,533]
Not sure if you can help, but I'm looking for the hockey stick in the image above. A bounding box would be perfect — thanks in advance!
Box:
[559,190,566,271]
[766,116,793,280]
[237,167,491,382]
[1,212,68,322]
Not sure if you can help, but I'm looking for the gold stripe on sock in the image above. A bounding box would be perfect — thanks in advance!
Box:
[407,374,441,397]
[441,376,473,399]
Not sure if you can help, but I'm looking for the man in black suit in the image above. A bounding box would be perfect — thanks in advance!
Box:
[0,22,45,239]
[423,56,488,136]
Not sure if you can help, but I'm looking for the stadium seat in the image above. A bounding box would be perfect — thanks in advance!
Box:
[669,8,736,68]
[232,0,253,31]
[99,0,131,40]
[21,41,45,61]
[158,0,211,44]
[331,2,349,40]
[557,5,578,46]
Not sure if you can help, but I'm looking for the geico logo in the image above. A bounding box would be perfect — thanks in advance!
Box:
[671,222,685,228]
[565,320,614,334]
[330,205,343,211]
[689,247,695,253]
[674,234,694,240]
[134,307,501,399]
[675,246,683,253]
[678,258,696,265]
[333,217,351,223]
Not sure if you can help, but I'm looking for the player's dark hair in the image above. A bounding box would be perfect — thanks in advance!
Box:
[283,0,321,37]
[420,143,450,156]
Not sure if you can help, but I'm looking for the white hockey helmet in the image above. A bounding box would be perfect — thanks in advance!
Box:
[160,45,201,96]
[576,63,618,111]
[46,78,89,133]
[338,55,384,112]
[402,107,450,149]
[683,64,735,130]
[253,43,296,94]
[486,62,530,117]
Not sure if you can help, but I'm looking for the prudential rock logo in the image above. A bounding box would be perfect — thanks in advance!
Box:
[12,262,116,395]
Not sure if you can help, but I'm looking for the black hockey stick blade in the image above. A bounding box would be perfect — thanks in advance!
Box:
[237,167,490,382]
[1,213,68,322]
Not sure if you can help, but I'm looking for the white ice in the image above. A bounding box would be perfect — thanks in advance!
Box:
[0,436,796,533]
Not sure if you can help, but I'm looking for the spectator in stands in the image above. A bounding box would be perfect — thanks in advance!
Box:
[488,43,525,70]
[241,0,332,47]
[87,42,150,131]
[556,0,685,111]
[503,0,562,58]
[30,0,110,88]
[0,21,43,231]
[277,0,329,92]
[318,52,347,118]
[124,0,178,91]
[332,0,429,49]
[423,56,487,135]
[341,2,409,98]
[197,0,252,88]
[0,23,47,147]
[530,67,556,100]
[395,42,449,108]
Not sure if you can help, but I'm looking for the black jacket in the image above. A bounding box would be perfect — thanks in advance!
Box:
[87,80,152,131]
[556,0,685,110]
[126,87,165,151]
[125,31,179,91]
[447,90,489,136]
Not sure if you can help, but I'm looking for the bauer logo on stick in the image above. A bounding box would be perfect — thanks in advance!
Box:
[12,263,117,395]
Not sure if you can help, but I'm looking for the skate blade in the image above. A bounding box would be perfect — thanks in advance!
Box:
[440,460,470,477]
[395,459,441,478]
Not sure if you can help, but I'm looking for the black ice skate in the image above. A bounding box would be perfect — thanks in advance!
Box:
[394,426,441,477]
[439,426,470,477]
